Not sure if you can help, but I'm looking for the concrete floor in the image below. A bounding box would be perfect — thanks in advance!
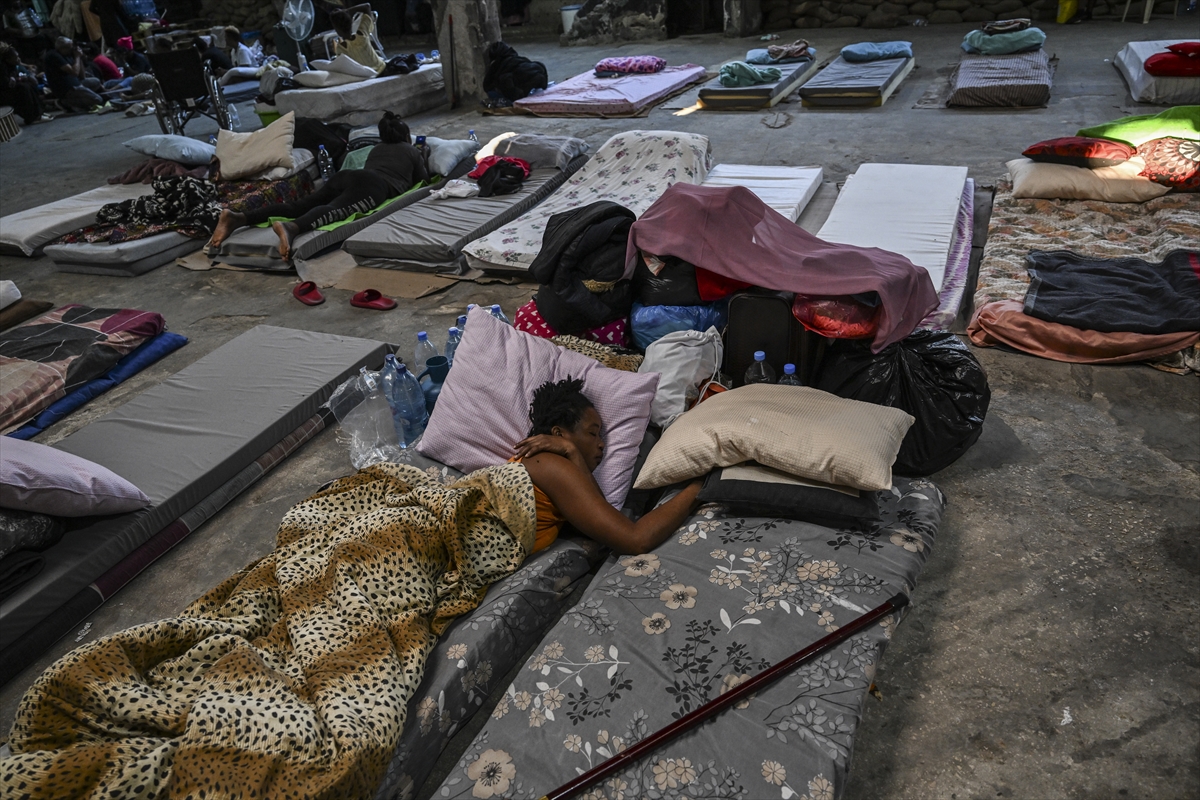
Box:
[1,17,1198,800]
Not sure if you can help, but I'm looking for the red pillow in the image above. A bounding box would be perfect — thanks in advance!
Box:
[1145,52,1200,78]
[1166,42,1200,57]
[1137,138,1200,192]
[1022,136,1137,169]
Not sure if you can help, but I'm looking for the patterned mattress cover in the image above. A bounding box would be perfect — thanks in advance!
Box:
[462,131,712,274]
[433,477,947,800]
[513,65,707,117]
[919,178,974,331]
[273,64,445,126]
[973,179,1200,311]
[947,50,1054,108]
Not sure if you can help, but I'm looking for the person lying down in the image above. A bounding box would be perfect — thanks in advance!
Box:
[1,381,696,798]
[205,110,428,259]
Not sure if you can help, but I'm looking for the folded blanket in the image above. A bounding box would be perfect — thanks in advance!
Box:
[745,46,814,65]
[983,17,1031,34]
[468,155,531,180]
[594,55,666,76]
[718,61,782,87]
[842,40,913,63]
[5,462,537,799]
[769,38,811,61]
[962,27,1046,55]
[108,157,210,185]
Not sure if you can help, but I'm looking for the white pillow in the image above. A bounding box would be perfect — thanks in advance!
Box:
[245,148,314,181]
[293,69,364,88]
[312,54,378,78]
[215,111,296,180]
[426,137,480,176]
[1007,157,1171,203]
[124,134,215,166]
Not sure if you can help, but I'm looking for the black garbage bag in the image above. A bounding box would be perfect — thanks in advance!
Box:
[634,255,704,306]
[814,330,990,476]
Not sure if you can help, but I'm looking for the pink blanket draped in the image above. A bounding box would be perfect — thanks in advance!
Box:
[624,183,940,352]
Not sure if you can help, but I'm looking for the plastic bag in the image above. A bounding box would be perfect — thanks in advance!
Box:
[631,301,728,351]
[326,370,405,469]
[638,327,724,428]
[634,254,703,307]
[792,293,880,340]
[814,330,990,476]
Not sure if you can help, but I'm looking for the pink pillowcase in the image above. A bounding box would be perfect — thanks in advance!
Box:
[418,306,658,507]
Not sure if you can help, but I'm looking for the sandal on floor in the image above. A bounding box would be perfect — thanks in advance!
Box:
[293,281,326,305]
[350,289,396,310]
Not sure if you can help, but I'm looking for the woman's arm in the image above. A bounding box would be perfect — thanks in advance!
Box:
[521,453,702,555]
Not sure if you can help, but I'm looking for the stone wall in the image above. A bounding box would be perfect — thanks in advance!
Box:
[761,0,1072,28]
[565,0,666,45]
[200,0,280,33]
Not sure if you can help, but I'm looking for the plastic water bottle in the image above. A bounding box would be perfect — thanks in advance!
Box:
[413,331,438,373]
[317,145,335,179]
[445,326,462,364]
[379,355,405,442]
[227,104,240,131]
[397,363,428,443]
[744,351,776,385]
[456,313,467,330]
[778,363,802,386]
[468,129,479,143]
[489,304,511,325]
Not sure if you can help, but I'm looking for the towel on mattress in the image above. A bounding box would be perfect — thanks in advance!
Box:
[433,477,946,800]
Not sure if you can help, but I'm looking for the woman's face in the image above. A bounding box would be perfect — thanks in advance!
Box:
[560,406,604,472]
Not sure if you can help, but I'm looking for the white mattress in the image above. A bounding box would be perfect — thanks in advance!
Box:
[1114,40,1200,106]
[817,163,968,292]
[273,63,445,126]
[0,184,152,256]
[701,164,823,223]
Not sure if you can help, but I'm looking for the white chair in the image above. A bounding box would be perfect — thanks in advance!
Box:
[1122,0,1179,23]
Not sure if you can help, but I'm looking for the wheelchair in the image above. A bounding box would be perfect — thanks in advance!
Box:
[146,48,232,135]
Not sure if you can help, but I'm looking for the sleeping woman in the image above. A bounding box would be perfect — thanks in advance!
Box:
[512,377,702,555]
[206,111,428,259]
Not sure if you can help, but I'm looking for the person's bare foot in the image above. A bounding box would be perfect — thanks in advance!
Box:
[207,209,246,251]
[272,220,299,260]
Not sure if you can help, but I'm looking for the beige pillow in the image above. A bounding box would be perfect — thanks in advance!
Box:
[216,111,296,180]
[633,384,914,492]
[1007,157,1170,203]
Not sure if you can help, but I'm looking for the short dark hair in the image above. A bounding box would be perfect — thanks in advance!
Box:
[378,111,410,144]
[528,377,593,436]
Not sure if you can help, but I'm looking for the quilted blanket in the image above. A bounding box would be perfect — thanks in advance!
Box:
[435,478,946,800]
[3,462,537,800]
[0,304,164,430]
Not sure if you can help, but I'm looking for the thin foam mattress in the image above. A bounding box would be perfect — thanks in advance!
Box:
[273,63,445,126]
[798,55,915,107]
[0,184,152,256]
[345,158,588,271]
[818,163,969,295]
[698,59,819,109]
[0,326,386,685]
[462,130,712,274]
[513,64,707,117]
[948,49,1054,108]
[1114,40,1200,105]
[44,232,202,277]
[702,163,823,223]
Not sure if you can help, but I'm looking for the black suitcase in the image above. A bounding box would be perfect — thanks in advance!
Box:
[724,288,827,387]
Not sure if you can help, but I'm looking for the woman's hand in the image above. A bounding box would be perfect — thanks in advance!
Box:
[513,434,578,461]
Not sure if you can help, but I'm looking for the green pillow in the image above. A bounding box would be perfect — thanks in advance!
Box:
[340,145,374,171]
[1076,106,1200,147]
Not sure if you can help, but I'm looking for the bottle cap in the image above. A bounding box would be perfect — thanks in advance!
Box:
[417,331,427,340]
[397,363,407,374]
[754,351,765,361]
[491,304,501,312]
[783,363,795,374]
[468,304,476,311]
[449,327,458,335]
[457,315,467,326]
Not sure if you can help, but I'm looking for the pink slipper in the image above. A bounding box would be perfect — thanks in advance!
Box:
[351,289,397,310]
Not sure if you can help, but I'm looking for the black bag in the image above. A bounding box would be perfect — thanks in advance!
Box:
[483,42,549,102]
[814,330,991,476]
[634,256,704,307]
[724,288,827,387]
[478,161,526,197]
[293,118,351,168]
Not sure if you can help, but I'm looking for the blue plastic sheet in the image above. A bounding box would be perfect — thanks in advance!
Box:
[631,301,728,351]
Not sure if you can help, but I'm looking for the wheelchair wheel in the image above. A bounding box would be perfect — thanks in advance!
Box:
[206,68,232,131]
[151,80,180,135]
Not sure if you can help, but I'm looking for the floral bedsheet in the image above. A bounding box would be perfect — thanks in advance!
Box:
[462,131,712,273]
[433,477,946,800]
[974,179,1200,312]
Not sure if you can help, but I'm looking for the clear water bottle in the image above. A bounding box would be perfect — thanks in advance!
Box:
[431,49,440,60]
[744,351,776,385]
[413,331,438,373]
[227,104,240,131]
[379,355,405,443]
[778,363,802,386]
[445,326,462,364]
[317,145,335,180]
[489,304,511,325]
[397,363,429,443]
[456,313,467,330]
[468,129,479,143]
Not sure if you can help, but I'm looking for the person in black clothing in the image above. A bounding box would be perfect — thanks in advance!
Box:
[113,39,151,75]
[207,111,429,260]
[0,41,47,123]
[43,37,103,111]
[193,36,232,76]
[482,41,547,103]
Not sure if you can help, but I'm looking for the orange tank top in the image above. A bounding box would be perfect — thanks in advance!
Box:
[509,457,566,553]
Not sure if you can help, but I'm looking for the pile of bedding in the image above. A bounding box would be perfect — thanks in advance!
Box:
[942,19,1054,108]
[969,108,1200,371]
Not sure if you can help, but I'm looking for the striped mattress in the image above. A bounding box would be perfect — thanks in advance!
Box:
[947,50,1054,108]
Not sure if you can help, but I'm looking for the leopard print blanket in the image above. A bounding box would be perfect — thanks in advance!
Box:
[3,462,536,800]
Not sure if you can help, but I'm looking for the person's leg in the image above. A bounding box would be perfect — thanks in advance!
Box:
[209,173,351,251]
[82,76,104,93]
[272,171,391,258]
[10,83,43,123]
[62,86,103,111]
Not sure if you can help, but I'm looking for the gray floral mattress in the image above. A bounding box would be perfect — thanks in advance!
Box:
[431,477,946,800]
